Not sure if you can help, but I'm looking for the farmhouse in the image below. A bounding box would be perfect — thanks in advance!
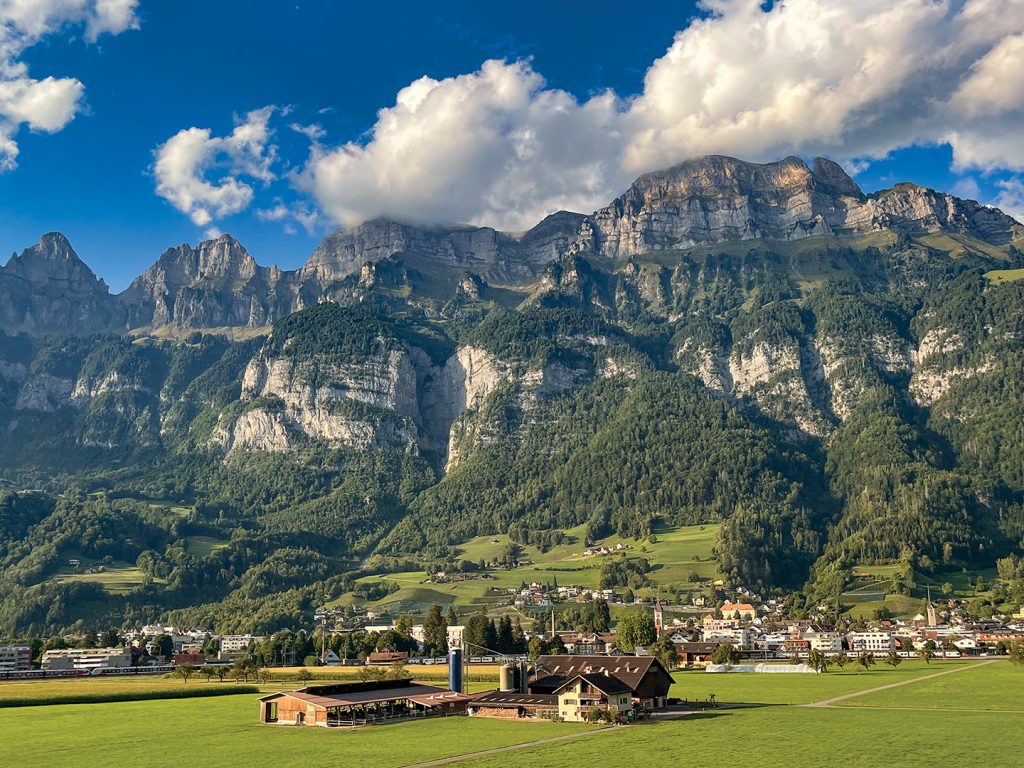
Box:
[529,654,673,710]
[553,673,634,722]
[258,678,476,726]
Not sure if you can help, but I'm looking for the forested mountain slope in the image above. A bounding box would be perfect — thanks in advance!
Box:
[1,155,1023,634]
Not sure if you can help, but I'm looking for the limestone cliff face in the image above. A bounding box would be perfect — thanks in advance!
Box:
[214,346,421,454]
[14,373,74,412]
[0,233,123,334]
[120,235,305,329]
[569,156,1021,260]
[301,212,585,287]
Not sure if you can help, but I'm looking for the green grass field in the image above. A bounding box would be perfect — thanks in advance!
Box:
[50,560,159,594]
[333,523,720,617]
[184,535,229,556]
[985,267,1024,284]
[838,660,1024,712]
[671,659,973,705]
[0,694,590,768]
[2,661,1022,767]
[456,706,1024,768]
[0,667,502,705]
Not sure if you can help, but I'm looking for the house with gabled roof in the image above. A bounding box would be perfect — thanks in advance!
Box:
[529,654,673,710]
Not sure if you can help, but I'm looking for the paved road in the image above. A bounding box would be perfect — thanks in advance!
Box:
[804,659,998,708]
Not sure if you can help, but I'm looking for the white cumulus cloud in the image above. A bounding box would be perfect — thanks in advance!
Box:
[300,59,625,231]
[154,107,279,227]
[296,0,1024,231]
[995,176,1024,223]
[0,0,139,170]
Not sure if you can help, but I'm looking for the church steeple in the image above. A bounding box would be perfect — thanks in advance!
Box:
[926,586,937,626]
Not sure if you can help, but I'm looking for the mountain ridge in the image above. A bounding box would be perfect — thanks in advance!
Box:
[3,155,1021,336]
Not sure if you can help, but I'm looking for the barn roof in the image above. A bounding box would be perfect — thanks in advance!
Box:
[553,672,634,695]
[531,654,668,693]
[258,683,448,708]
[470,691,558,707]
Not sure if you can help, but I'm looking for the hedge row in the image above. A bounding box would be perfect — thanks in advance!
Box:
[0,684,259,708]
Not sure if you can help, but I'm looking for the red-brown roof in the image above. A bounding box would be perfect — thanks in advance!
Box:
[258,683,446,709]
[531,655,669,693]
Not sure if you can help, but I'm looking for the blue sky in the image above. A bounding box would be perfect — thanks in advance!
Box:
[1,1,1022,290]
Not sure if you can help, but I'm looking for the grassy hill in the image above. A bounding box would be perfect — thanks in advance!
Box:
[329,523,720,618]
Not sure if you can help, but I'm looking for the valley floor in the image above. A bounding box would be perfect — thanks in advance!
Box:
[2,660,1022,767]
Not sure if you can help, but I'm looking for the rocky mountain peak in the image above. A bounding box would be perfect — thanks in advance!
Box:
[570,154,1020,259]
[3,232,107,289]
[811,157,863,199]
[0,233,122,334]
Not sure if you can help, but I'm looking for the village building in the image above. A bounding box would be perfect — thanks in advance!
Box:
[0,644,31,672]
[319,649,342,666]
[172,651,206,666]
[367,651,409,665]
[670,640,718,667]
[41,647,132,670]
[217,634,264,660]
[258,679,476,726]
[847,630,896,654]
[720,602,756,621]
[803,629,844,653]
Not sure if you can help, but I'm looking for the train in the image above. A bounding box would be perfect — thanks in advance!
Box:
[0,664,176,681]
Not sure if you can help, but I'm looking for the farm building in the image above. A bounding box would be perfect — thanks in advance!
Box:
[467,692,559,719]
[529,655,673,710]
[367,651,409,665]
[258,679,475,727]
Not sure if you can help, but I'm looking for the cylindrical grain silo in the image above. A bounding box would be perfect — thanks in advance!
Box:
[448,648,463,692]
[499,663,515,692]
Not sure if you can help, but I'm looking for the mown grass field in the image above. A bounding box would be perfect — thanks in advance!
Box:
[50,561,159,594]
[985,267,1024,284]
[0,667,501,705]
[333,523,720,616]
[0,694,590,768]
[2,661,1021,767]
[838,660,1024,712]
[457,706,1024,768]
[671,659,973,705]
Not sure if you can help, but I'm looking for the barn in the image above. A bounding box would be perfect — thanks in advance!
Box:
[258,678,476,727]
